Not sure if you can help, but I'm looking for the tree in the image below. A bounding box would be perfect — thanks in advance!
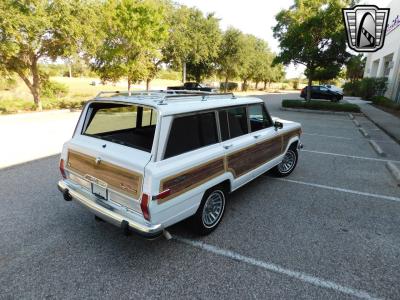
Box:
[239,36,273,91]
[218,28,247,91]
[163,6,221,83]
[0,0,98,110]
[273,0,350,100]
[251,41,272,90]
[346,54,365,83]
[91,0,168,93]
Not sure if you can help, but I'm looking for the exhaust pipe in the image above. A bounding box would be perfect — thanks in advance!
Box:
[63,190,72,201]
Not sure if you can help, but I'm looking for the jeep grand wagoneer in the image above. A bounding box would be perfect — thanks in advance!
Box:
[58,91,302,238]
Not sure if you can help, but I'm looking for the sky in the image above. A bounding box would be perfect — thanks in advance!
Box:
[175,0,392,78]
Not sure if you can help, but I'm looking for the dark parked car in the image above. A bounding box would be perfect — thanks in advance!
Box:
[167,82,218,93]
[300,85,343,102]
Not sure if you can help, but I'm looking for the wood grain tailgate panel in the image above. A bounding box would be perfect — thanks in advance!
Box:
[67,149,142,199]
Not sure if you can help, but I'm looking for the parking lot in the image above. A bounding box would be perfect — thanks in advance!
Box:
[1,93,400,299]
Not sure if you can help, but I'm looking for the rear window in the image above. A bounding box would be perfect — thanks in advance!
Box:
[82,102,157,152]
[164,112,218,159]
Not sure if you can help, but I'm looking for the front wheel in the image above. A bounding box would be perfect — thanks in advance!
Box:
[190,187,226,235]
[272,148,298,177]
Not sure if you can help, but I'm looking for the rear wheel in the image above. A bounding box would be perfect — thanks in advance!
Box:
[190,186,226,235]
[272,148,298,177]
[331,96,339,102]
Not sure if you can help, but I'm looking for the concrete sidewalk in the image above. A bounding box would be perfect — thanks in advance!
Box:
[0,110,81,169]
[360,104,400,144]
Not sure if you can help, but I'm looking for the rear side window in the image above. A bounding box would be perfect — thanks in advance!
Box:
[248,104,272,132]
[164,112,218,159]
[82,103,157,152]
[219,106,248,141]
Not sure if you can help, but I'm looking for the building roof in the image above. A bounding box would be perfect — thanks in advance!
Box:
[92,91,264,116]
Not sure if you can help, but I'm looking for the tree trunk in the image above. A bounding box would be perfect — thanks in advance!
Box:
[68,63,72,78]
[146,78,151,91]
[306,76,312,101]
[242,79,247,91]
[128,77,132,96]
[31,59,42,111]
[255,82,259,89]
[224,77,228,93]
[182,62,186,83]
[17,58,42,111]
[264,81,267,90]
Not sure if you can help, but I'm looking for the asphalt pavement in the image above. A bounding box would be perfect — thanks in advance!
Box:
[1,93,400,299]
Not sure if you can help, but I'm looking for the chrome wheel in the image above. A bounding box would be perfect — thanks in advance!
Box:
[202,190,225,228]
[278,150,297,174]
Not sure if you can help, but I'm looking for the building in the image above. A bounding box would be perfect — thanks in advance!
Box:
[364,0,400,103]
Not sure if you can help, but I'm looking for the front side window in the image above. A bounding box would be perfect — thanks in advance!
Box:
[248,104,272,132]
[82,103,157,152]
[219,106,248,141]
[164,112,218,159]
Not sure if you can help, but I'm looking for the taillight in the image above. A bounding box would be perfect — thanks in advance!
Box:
[152,189,171,201]
[140,193,150,221]
[59,159,67,179]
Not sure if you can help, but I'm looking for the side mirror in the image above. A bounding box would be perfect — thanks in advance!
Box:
[274,121,283,131]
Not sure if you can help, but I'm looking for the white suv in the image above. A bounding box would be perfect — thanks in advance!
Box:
[58,91,302,238]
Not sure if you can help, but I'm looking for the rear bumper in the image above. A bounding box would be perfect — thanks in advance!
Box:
[58,180,163,239]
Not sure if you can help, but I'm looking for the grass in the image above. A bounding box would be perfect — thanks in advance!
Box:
[282,99,360,113]
[0,76,182,114]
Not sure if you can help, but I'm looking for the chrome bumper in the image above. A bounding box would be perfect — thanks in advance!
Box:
[58,180,163,239]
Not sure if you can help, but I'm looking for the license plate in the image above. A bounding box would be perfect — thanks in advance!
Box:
[92,183,108,200]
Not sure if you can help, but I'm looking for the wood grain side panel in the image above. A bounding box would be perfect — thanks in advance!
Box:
[159,158,225,203]
[227,136,282,178]
[282,128,302,152]
[67,150,142,199]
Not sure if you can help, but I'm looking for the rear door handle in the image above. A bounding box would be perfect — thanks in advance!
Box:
[223,144,233,149]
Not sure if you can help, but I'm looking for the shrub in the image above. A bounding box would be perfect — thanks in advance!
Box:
[0,77,18,91]
[41,80,69,98]
[220,81,238,91]
[0,99,36,113]
[371,96,400,110]
[343,77,387,99]
[292,80,299,90]
[343,81,361,96]
[282,99,360,113]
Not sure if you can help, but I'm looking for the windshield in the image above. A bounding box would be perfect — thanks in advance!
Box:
[82,102,158,152]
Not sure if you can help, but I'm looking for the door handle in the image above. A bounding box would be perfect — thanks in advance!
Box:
[253,134,261,139]
[223,144,233,149]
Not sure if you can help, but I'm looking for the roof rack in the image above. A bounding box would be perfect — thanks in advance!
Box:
[94,90,236,105]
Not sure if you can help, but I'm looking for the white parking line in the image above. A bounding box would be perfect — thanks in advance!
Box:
[303,133,353,140]
[275,178,400,203]
[302,133,397,144]
[302,149,400,164]
[174,236,380,300]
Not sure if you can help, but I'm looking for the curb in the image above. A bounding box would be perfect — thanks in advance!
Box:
[352,119,360,127]
[280,107,362,115]
[348,113,355,120]
[386,162,400,187]
[362,112,400,145]
[358,127,370,138]
[368,140,385,156]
